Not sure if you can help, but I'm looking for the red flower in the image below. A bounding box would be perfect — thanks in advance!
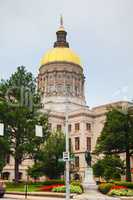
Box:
[39,184,64,191]
[111,185,127,190]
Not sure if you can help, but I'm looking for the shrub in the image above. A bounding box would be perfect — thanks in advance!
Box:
[108,189,133,196]
[98,183,114,194]
[115,181,133,189]
[52,185,83,194]
[71,181,84,192]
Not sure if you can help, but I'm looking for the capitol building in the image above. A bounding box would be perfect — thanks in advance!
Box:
[2,19,132,181]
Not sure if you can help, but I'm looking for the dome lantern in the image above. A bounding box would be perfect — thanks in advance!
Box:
[54,15,69,48]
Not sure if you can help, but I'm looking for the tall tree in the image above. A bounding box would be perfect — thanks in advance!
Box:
[0,91,10,173]
[95,106,133,181]
[0,66,49,183]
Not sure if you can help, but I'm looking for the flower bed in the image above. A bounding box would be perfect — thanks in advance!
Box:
[98,182,133,196]
[108,189,133,196]
[42,179,65,186]
[39,184,64,191]
[111,185,127,190]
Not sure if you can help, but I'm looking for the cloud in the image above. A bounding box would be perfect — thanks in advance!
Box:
[0,0,133,107]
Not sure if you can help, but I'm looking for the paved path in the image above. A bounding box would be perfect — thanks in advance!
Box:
[3,191,121,200]
[4,194,65,200]
[75,189,120,200]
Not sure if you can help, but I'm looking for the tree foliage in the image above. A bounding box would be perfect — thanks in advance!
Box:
[93,155,125,181]
[0,66,49,183]
[0,137,10,173]
[28,131,65,179]
[95,106,133,181]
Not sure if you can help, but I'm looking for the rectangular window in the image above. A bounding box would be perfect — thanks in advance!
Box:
[69,138,72,152]
[86,123,91,131]
[87,137,91,151]
[48,123,52,131]
[57,124,62,131]
[75,137,80,150]
[75,123,80,131]
[68,124,71,132]
[75,156,79,168]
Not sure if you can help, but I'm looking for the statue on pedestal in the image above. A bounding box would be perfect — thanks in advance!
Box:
[83,150,97,189]
[85,150,92,167]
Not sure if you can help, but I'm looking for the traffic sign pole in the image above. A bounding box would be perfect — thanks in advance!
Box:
[65,107,70,200]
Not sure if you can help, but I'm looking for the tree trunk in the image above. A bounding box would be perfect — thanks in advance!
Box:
[126,149,131,182]
[14,157,19,183]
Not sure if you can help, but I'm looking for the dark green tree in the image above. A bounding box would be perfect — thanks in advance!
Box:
[29,131,65,179]
[92,159,104,178]
[0,137,10,174]
[27,163,44,181]
[0,66,49,183]
[95,107,133,181]
[93,155,124,181]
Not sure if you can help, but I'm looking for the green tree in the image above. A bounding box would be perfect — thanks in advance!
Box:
[0,66,49,183]
[0,137,10,173]
[93,155,124,181]
[29,131,65,179]
[95,107,133,181]
[27,163,43,181]
[93,159,104,178]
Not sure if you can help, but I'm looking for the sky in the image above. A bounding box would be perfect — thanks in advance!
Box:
[0,0,133,107]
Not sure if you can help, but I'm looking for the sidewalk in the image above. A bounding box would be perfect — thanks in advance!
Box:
[5,194,65,200]
[74,189,121,200]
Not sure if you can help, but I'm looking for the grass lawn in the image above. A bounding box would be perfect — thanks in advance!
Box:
[6,182,43,192]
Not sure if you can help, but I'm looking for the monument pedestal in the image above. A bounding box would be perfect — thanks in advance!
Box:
[83,167,97,190]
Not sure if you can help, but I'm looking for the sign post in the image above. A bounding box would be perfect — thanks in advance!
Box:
[0,123,4,136]
[35,125,43,137]
[65,105,70,200]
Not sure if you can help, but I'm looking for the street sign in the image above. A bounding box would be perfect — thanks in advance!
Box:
[63,152,70,161]
[35,125,43,137]
[0,123,4,136]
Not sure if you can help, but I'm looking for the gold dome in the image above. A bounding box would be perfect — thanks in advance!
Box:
[40,47,81,66]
